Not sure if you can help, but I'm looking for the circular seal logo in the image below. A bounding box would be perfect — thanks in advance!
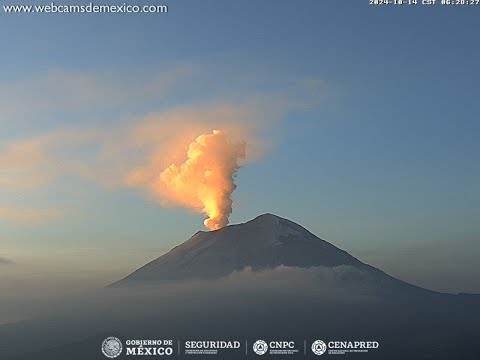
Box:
[253,340,268,355]
[102,336,122,358]
[311,340,327,356]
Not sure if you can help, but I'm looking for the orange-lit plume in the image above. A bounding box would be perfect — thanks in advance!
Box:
[158,130,246,230]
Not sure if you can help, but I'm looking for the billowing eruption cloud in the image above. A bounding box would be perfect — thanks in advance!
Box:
[157,130,246,230]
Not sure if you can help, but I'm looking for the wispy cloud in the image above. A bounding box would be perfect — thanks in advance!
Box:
[0,127,101,190]
[0,65,196,123]
[0,100,280,192]
[0,207,63,224]
[0,66,326,222]
[0,257,13,265]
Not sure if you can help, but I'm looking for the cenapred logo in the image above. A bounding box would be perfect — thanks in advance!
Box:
[253,340,268,355]
[102,336,123,358]
[311,340,327,356]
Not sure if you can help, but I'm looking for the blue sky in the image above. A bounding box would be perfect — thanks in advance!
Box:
[0,1,479,293]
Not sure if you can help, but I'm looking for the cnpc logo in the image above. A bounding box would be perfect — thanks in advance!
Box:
[253,340,296,355]
[253,340,268,355]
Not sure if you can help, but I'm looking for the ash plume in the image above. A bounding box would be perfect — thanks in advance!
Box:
[156,130,245,230]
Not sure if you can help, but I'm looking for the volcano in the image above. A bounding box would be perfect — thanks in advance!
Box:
[3,214,480,360]
[111,213,433,295]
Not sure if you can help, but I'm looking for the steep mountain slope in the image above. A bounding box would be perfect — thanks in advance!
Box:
[111,213,435,295]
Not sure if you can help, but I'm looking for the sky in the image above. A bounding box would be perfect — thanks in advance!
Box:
[0,0,479,299]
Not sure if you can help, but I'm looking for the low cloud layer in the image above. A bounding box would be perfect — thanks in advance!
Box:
[0,264,476,360]
[0,264,379,326]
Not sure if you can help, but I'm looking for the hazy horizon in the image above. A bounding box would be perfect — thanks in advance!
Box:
[1,211,478,327]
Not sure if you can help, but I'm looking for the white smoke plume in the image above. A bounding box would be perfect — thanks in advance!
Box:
[154,130,246,230]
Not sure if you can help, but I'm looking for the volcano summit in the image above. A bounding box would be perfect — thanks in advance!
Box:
[111,213,433,296]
